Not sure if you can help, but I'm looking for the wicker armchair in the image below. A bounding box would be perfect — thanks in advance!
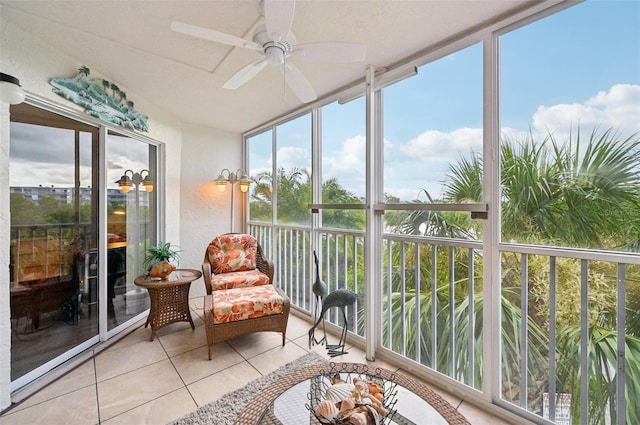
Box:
[201,233,274,294]
[201,233,288,360]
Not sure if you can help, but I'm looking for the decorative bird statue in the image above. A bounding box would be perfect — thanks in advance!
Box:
[311,250,328,344]
[308,288,358,357]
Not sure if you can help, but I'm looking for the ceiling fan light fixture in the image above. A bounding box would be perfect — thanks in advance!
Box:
[264,44,285,65]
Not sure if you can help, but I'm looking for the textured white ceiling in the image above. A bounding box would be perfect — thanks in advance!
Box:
[1,0,539,133]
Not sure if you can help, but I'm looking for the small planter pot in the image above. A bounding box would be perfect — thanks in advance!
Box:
[148,262,176,279]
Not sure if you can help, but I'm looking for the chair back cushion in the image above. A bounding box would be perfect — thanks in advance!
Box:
[207,233,257,274]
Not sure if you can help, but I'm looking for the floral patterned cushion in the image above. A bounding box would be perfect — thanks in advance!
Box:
[210,269,270,291]
[210,285,285,324]
[207,233,257,274]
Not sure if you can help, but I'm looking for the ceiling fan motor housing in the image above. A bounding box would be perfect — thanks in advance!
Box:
[264,43,286,65]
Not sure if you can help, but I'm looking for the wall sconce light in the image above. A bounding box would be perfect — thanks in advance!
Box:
[0,73,26,105]
[214,168,251,232]
[214,168,251,193]
[115,169,154,193]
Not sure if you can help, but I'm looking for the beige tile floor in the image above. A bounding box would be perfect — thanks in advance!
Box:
[0,298,515,425]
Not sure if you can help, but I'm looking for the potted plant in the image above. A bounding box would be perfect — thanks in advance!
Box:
[144,242,181,279]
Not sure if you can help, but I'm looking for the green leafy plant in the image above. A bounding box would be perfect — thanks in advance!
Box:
[144,242,180,269]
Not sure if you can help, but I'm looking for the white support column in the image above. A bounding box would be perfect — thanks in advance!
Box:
[311,108,322,314]
[98,126,108,340]
[0,103,12,410]
[482,35,501,403]
[365,65,381,361]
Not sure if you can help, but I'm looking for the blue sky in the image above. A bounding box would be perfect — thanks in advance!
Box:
[253,0,640,202]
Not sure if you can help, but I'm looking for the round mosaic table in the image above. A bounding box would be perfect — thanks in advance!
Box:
[235,362,470,425]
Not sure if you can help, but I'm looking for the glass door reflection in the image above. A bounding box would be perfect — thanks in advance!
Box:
[106,131,157,330]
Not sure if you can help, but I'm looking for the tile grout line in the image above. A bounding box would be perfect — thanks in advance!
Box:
[93,352,101,425]
[0,323,144,418]
[160,322,200,409]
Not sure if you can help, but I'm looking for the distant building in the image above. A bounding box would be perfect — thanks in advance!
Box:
[10,186,142,206]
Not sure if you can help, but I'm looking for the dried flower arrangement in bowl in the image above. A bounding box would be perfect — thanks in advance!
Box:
[306,363,398,425]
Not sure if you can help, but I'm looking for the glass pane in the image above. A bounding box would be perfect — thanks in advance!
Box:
[275,114,312,226]
[499,3,640,423]
[9,104,98,381]
[106,132,157,330]
[248,130,273,223]
[500,1,640,251]
[383,43,483,204]
[320,99,366,230]
[382,43,483,240]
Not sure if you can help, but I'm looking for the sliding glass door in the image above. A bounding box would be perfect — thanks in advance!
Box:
[8,103,159,388]
[9,103,99,382]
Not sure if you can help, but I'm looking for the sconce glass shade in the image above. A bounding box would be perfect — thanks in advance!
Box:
[115,174,133,193]
[237,171,251,193]
[239,180,250,193]
[216,181,228,192]
[142,179,154,192]
[141,172,154,192]
[214,172,229,192]
[0,73,25,105]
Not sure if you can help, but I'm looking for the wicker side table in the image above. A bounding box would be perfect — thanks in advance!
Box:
[134,268,202,341]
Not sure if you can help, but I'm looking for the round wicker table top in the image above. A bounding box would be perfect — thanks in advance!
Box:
[235,362,470,425]
[134,268,201,289]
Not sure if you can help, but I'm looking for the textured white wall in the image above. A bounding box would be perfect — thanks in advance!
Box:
[0,17,240,409]
[179,123,243,299]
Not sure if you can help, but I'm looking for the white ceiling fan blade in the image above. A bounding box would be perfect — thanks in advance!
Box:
[293,42,367,62]
[281,62,317,103]
[223,59,269,89]
[171,21,261,50]
[264,0,295,42]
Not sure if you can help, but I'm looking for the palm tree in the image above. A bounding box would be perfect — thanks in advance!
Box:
[445,128,640,250]
[434,127,640,423]
[275,167,311,225]
[385,189,477,238]
[249,168,365,229]
[77,66,90,79]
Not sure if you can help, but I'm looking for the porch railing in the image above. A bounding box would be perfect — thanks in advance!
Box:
[249,222,639,424]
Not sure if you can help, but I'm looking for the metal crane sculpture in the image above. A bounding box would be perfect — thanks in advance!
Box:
[311,250,328,344]
[308,288,358,357]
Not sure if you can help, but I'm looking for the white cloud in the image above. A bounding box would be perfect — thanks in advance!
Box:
[276,146,311,171]
[322,135,366,196]
[532,84,639,139]
[400,127,483,161]
[324,135,366,174]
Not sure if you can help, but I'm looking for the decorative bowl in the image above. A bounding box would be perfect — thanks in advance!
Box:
[306,363,398,425]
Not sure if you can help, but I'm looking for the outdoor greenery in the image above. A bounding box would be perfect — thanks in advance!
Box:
[250,127,639,424]
[386,127,640,424]
[9,193,93,226]
[250,167,365,229]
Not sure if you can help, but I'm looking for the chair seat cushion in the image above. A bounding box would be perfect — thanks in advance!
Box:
[211,285,285,324]
[210,269,270,291]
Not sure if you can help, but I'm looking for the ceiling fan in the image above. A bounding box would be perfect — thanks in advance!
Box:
[170,0,366,103]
